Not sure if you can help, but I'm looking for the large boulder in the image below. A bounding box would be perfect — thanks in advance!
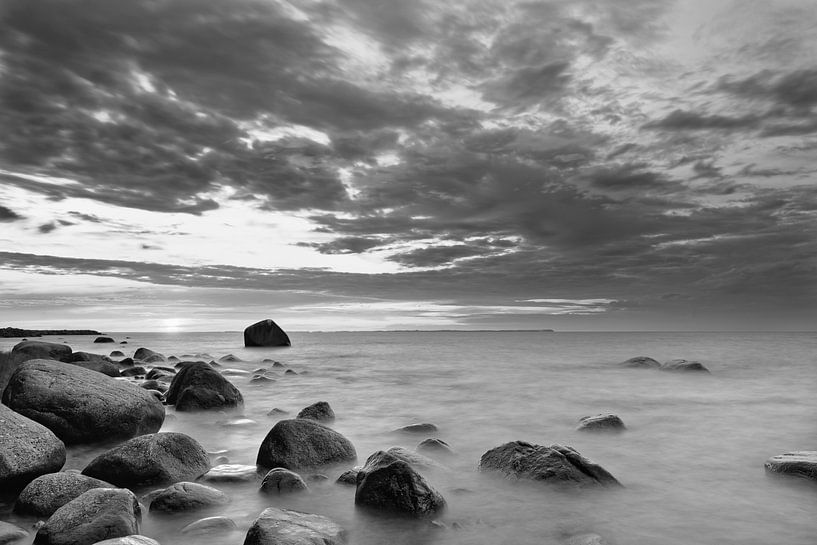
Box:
[66,352,120,377]
[479,441,620,488]
[764,451,817,482]
[148,482,229,513]
[2,359,164,444]
[256,419,356,470]
[354,450,445,517]
[11,341,71,362]
[0,404,66,492]
[244,319,291,347]
[244,508,345,545]
[661,359,710,372]
[619,356,660,369]
[165,362,243,411]
[297,401,335,422]
[16,472,114,516]
[82,432,210,488]
[34,488,141,545]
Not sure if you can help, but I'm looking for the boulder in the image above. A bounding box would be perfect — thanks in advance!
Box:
[200,464,258,483]
[2,359,165,444]
[297,401,335,422]
[34,488,141,545]
[165,362,243,412]
[16,472,114,516]
[67,352,120,377]
[0,521,28,544]
[82,432,210,487]
[479,441,620,488]
[110,351,125,358]
[181,516,238,535]
[93,337,115,344]
[0,404,66,491]
[145,367,175,380]
[577,414,626,432]
[336,469,359,485]
[764,451,817,481]
[133,348,165,363]
[244,319,291,347]
[148,482,229,513]
[120,367,147,377]
[382,446,442,470]
[354,450,445,517]
[661,359,709,372]
[116,358,135,367]
[256,419,356,470]
[619,356,660,369]
[11,341,71,362]
[91,536,159,545]
[244,508,344,545]
[260,468,308,494]
[417,438,454,457]
[394,423,437,434]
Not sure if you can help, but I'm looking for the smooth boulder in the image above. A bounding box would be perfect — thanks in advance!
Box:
[34,488,141,545]
[297,401,335,422]
[82,432,210,487]
[133,348,165,363]
[661,359,709,372]
[577,414,626,432]
[16,472,114,516]
[11,341,71,362]
[166,362,243,411]
[394,423,437,434]
[67,352,120,377]
[260,468,308,494]
[93,337,115,343]
[0,404,66,491]
[148,482,229,513]
[256,419,356,470]
[764,451,817,481]
[244,319,291,347]
[354,450,445,517]
[479,441,620,488]
[619,356,660,369]
[244,508,344,545]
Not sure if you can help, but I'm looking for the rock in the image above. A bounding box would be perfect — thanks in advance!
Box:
[148,482,229,513]
[297,401,335,422]
[93,337,115,343]
[284,369,297,375]
[244,319,291,347]
[200,464,258,483]
[2,359,165,444]
[479,441,620,488]
[0,521,28,544]
[577,414,626,432]
[110,351,125,358]
[66,352,121,377]
[15,472,114,516]
[267,408,289,416]
[417,438,454,457]
[34,488,141,545]
[0,404,66,491]
[272,361,285,368]
[383,446,442,470]
[354,450,446,517]
[133,348,165,363]
[251,375,276,384]
[11,340,72,362]
[662,359,710,372]
[260,468,308,494]
[394,423,438,434]
[180,516,238,535]
[214,456,229,464]
[244,508,344,545]
[336,469,359,485]
[91,536,160,545]
[764,451,817,481]
[139,380,165,392]
[308,474,329,482]
[219,354,244,363]
[82,432,210,487]
[619,356,660,368]
[256,419,357,470]
[145,367,175,380]
[117,358,135,367]
[120,367,147,377]
[165,362,243,412]
[120,341,128,345]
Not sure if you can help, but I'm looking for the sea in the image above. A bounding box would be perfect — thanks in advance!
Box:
[1,331,815,545]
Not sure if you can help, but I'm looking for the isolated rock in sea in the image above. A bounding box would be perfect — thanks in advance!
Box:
[82,432,210,487]
[244,319,291,347]
[133,347,165,363]
[661,359,710,372]
[0,521,28,544]
[355,450,446,517]
[67,352,120,377]
[479,441,620,488]
[394,423,438,434]
[181,516,238,535]
[619,356,660,369]
[91,536,160,545]
[417,438,455,457]
[2,359,164,444]
[244,507,345,545]
[15,472,114,517]
[11,340,72,362]
[148,482,229,513]
[200,464,258,483]
[165,362,243,411]
[297,401,335,422]
[764,451,817,482]
[260,468,308,494]
[577,414,626,432]
[34,488,141,545]
[93,337,115,343]
[0,404,66,492]
[256,419,356,470]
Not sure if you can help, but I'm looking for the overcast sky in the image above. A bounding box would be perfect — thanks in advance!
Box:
[1,0,815,332]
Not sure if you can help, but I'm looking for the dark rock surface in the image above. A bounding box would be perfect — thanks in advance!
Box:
[336,469,359,485]
[93,337,115,343]
[165,362,243,411]
[297,401,335,422]
[394,423,437,434]
[120,366,147,377]
[10,341,71,362]
[256,419,356,470]
[0,404,66,492]
[619,356,660,369]
[82,432,210,487]
[764,451,817,481]
[34,488,141,545]
[2,359,164,445]
[479,441,620,488]
[15,472,114,516]
[244,319,291,347]
[577,414,626,432]
[260,468,308,494]
[110,351,125,358]
[355,450,446,517]
[91,536,160,545]
[148,482,229,513]
[417,438,454,457]
[244,507,345,545]
[66,352,120,377]
[133,348,165,363]
[661,359,710,372]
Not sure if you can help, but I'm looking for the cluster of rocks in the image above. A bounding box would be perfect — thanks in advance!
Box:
[619,355,710,372]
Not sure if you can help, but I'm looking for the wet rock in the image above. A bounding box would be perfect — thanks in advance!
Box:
[11,340,71,362]
[260,468,308,494]
[256,419,356,470]
[417,439,455,457]
[145,367,175,380]
[92,536,159,545]
[15,472,114,516]
[244,319,291,347]
[0,404,66,491]
[577,414,626,432]
[764,451,817,481]
[336,469,359,485]
[133,348,165,363]
[180,516,238,535]
[251,375,276,384]
[66,352,120,377]
[219,354,244,363]
[272,362,285,368]
[117,357,135,367]
[200,464,258,483]
[619,356,660,369]
[93,337,115,343]
[139,380,163,391]
[661,359,710,372]
[82,432,210,487]
[2,359,164,445]
[148,482,229,513]
[0,520,28,544]
[267,408,289,416]
[167,356,180,363]
[110,351,125,358]
[284,369,297,375]
[297,401,335,422]
[479,441,620,488]
[355,450,446,517]
[394,423,438,434]
[165,362,243,412]
[244,508,344,545]
[383,446,442,470]
[34,488,141,545]
[120,366,147,377]
[120,341,128,345]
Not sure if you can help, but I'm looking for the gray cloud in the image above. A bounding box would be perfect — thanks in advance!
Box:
[0,205,25,222]
[643,110,760,131]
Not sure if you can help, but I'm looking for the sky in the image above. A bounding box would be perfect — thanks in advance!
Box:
[0,0,815,332]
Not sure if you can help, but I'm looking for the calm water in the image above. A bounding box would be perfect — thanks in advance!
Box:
[2,331,816,545]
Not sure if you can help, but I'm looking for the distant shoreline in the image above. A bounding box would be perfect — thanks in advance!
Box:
[0,327,103,338]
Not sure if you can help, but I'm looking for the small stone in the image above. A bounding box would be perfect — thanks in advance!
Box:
[417,438,454,457]
[661,359,710,372]
[94,336,115,343]
[619,356,660,368]
[267,408,289,416]
[336,469,359,485]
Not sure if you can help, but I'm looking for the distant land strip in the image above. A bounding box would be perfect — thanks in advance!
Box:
[0,327,102,338]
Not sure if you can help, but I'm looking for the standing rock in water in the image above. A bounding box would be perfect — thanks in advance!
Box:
[244,508,345,545]
[93,337,115,343]
[577,414,626,432]
[355,450,446,517]
[661,359,710,372]
[0,404,66,492]
[148,482,229,513]
[82,432,210,487]
[417,438,455,457]
[619,356,660,369]
[15,472,114,517]
[297,401,335,422]
[394,423,438,434]
[34,488,141,545]
[260,468,308,494]
[256,419,356,470]
[11,340,72,362]
[244,319,291,347]
[2,359,164,444]
[764,451,817,482]
[165,362,243,411]
[479,441,620,488]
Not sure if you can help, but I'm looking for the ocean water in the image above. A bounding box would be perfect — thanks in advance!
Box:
[1,331,815,545]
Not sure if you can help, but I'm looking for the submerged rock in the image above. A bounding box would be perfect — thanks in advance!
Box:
[11,340,72,362]
[260,468,308,494]
[256,419,356,470]
[619,356,660,369]
[181,516,238,535]
[394,423,438,434]
[417,438,455,457]
[34,488,141,545]
[577,414,626,432]
[297,401,335,422]
[148,482,229,513]
[764,451,817,482]
[0,404,66,492]
[244,319,291,347]
[15,472,114,517]
[166,362,243,411]
[336,469,359,485]
[93,337,115,343]
[244,508,344,545]
[661,359,710,372]
[355,450,446,517]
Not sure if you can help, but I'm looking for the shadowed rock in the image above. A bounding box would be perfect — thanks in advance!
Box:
[394,423,438,434]
[34,488,141,545]
[256,419,356,470]
[764,451,817,482]
[355,450,446,517]
[619,356,660,369]
[93,337,115,343]
[244,319,291,347]
[0,405,65,492]
[148,482,229,513]
[661,359,710,372]
[67,352,120,377]
[11,341,71,362]
[417,438,455,457]
[297,401,335,422]
[244,507,345,545]
[336,469,359,485]
[260,468,308,494]
[133,348,165,363]
[165,362,243,412]
[15,472,114,517]
[577,414,626,432]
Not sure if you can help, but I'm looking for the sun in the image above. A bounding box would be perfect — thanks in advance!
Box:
[159,317,186,333]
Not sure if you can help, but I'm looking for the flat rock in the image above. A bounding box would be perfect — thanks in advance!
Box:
[0,404,66,491]
[260,468,308,494]
[244,507,344,545]
[165,362,243,412]
[244,319,291,347]
[34,488,141,545]
[661,359,709,372]
[256,419,356,470]
[577,414,626,432]
[200,464,258,483]
[619,356,660,369]
[355,450,446,517]
[148,481,229,513]
[82,432,210,487]
[16,472,114,516]
[764,451,817,481]
[181,516,238,535]
[91,536,160,545]
[0,521,28,544]
[394,423,437,434]
[11,340,72,362]
[297,401,335,422]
